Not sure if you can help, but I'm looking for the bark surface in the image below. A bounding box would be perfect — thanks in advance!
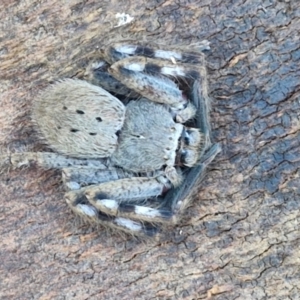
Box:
[1,1,299,299]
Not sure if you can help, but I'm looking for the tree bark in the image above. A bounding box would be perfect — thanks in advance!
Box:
[1,0,299,299]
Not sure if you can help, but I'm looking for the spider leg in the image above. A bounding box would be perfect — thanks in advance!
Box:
[0,152,107,172]
[108,56,207,123]
[66,192,159,236]
[102,40,210,64]
[62,166,165,190]
[62,166,155,190]
[192,80,211,146]
[176,80,213,167]
[87,41,209,122]
[85,60,139,97]
[65,177,172,236]
[164,143,221,218]
[164,80,221,215]
[65,144,220,236]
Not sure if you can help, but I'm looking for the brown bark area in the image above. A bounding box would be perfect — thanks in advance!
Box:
[1,0,299,299]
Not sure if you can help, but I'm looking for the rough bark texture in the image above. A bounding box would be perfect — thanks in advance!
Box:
[1,1,299,299]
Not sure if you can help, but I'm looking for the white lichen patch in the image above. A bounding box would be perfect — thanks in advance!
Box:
[114,13,134,28]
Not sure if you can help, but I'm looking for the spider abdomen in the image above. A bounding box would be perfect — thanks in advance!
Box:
[33,79,126,159]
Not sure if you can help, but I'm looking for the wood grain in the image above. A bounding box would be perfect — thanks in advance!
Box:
[1,0,299,299]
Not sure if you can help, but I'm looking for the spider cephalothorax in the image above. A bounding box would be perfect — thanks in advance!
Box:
[1,40,221,236]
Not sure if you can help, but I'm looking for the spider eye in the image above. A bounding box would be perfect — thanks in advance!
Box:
[181,128,192,145]
[182,128,202,147]
[179,148,198,167]
[184,131,190,145]
[180,149,188,164]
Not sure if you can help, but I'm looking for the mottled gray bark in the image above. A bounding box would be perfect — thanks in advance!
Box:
[0,0,299,299]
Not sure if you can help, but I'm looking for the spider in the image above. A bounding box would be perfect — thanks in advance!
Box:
[1,40,221,236]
